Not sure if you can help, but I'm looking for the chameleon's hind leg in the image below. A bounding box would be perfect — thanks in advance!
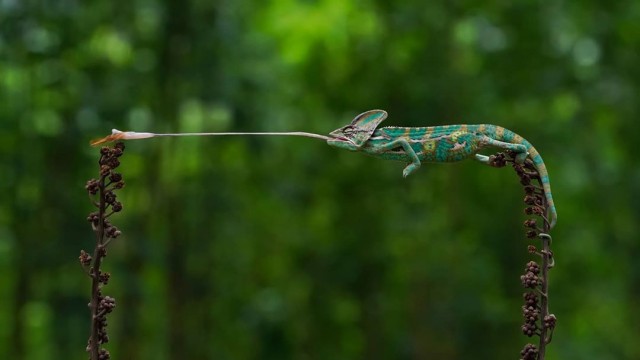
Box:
[483,137,529,164]
[369,139,421,177]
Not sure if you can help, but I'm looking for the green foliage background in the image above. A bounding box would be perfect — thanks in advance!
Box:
[1,0,639,359]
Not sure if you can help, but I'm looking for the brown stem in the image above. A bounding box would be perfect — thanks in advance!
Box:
[533,171,553,360]
[509,154,555,360]
[537,223,552,359]
[88,175,107,360]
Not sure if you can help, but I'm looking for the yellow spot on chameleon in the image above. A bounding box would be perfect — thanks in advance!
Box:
[424,140,437,152]
[450,131,465,142]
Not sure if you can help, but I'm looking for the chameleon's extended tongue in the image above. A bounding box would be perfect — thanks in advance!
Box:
[90,128,330,146]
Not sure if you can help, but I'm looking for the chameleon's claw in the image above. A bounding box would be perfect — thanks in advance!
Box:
[538,232,552,244]
[547,254,555,268]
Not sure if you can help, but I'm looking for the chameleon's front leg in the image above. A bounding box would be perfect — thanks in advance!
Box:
[370,139,421,177]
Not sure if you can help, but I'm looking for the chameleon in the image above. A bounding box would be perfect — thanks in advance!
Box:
[326,110,557,229]
[91,109,557,228]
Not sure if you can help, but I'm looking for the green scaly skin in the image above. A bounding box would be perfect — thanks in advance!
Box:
[327,110,557,229]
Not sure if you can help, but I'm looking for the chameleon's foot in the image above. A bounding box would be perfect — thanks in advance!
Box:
[538,233,554,267]
[402,163,420,178]
[538,232,552,244]
[515,151,529,164]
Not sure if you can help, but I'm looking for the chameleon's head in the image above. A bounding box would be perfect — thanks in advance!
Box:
[327,110,388,151]
[328,124,359,146]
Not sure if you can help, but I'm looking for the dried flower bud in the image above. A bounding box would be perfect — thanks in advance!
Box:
[521,322,537,337]
[99,272,111,285]
[520,272,539,288]
[98,348,110,360]
[525,261,540,275]
[79,250,93,266]
[522,305,539,322]
[99,296,116,314]
[104,190,116,205]
[85,179,100,195]
[527,245,537,253]
[96,316,107,327]
[111,201,123,212]
[544,314,557,329]
[107,158,120,169]
[526,230,538,239]
[490,153,507,167]
[520,343,538,360]
[98,246,107,257]
[87,212,100,225]
[109,172,122,183]
[523,219,537,228]
[523,292,538,307]
[105,226,121,239]
[100,165,111,176]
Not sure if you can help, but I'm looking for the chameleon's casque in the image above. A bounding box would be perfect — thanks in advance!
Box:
[327,110,557,229]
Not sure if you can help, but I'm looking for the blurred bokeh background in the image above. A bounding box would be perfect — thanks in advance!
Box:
[1,0,639,359]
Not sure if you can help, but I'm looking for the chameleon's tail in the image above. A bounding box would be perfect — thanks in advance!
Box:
[492,126,557,229]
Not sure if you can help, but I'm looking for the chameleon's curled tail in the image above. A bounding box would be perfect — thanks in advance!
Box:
[523,146,557,229]
[495,127,557,229]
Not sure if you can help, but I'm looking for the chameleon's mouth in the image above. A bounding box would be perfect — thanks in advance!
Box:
[331,135,354,144]
[328,128,357,145]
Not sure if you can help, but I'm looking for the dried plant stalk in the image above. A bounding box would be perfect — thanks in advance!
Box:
[82,142,126,360]
[487,152,556,360]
